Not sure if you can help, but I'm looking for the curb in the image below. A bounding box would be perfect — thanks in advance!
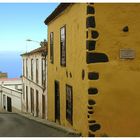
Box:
[17,112,81,137]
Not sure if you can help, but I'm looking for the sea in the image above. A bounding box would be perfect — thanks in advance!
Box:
[0,51,22,78]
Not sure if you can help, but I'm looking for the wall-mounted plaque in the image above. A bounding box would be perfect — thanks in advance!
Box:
[120,49,135,59]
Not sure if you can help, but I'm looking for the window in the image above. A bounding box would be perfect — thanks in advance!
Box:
[66,85,73,124]
[23,59,25,76]
[50,32,54,63]
[26,86,28,112]
[42,58,46,87]
[22,84,25,100]
[60,26,66,66]
[36,59,39,84]
[26,59,28,78]
[31,59,33,80]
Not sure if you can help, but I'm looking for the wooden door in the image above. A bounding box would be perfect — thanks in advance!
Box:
[30,88,34,114]
[55,81,60,122]
[36,90,39,117]
[42,95,45,119]
[7,96,12,112]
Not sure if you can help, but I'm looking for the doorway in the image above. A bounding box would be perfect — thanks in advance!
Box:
[3,95,6,110]
[55,81,60,122]
[36,90,39,117]
[7,96,12,112]
[30,88,34,115]
[42,95,45,119]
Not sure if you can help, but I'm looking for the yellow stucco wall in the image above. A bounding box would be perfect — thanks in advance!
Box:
[93,3,140,136]
[47,3,140,137]
[47,4,88,136]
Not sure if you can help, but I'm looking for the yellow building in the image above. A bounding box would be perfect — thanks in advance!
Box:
[0,72,7,78]
[45,3,140,137]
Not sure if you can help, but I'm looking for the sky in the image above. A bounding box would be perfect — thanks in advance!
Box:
[0,3,59,78]
[0,3,59,53]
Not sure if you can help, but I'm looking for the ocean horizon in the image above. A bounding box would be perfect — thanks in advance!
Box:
[0,51,22,78]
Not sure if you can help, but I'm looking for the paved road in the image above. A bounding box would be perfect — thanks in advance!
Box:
[0,113,74,137]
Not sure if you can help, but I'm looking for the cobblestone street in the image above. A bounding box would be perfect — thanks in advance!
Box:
[0,113,76,137]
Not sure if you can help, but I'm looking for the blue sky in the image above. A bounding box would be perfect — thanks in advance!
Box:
[0,3,59,53]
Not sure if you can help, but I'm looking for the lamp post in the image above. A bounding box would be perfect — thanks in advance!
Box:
[26,39,40,52]
[26,39,40,44]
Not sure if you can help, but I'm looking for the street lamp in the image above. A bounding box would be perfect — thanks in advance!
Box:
[26,39,40,52]
[26,39,40,44]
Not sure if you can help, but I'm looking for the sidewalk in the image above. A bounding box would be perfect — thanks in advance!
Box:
[17,111,81,137]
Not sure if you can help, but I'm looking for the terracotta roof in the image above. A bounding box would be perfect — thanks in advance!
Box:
[44,3,73,25]
[21,45,47,56]
[0,78,21,81]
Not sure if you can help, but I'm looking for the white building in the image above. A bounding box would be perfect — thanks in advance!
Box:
[0,78,22,112]
[21,43,47,119]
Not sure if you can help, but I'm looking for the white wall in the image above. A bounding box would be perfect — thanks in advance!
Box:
[0,78,22,112]
[0,78,22,91]
[0,86,22,112]
[0,95,1,110]
[22,52,47,119]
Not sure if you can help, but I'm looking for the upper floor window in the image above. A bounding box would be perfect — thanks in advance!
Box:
[22,83,25,100]
[60,26,66,66]
[23,59,25,76]
[36,59,39,84]
[50,32,54,63]
[42,58,46,87]
[31,59,34,80]
[26,59,28,78]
